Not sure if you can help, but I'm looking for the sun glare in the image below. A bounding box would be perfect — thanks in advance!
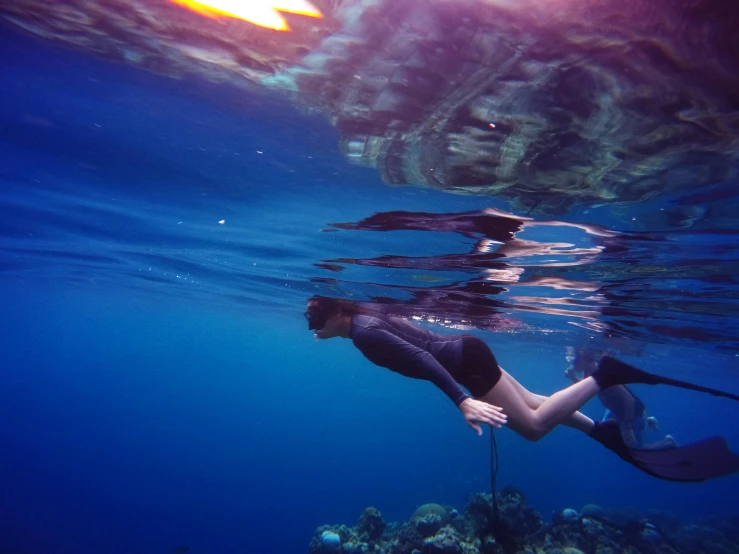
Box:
[168,0,323,31]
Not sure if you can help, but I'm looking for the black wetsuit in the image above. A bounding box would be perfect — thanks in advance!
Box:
[349,314,502,405]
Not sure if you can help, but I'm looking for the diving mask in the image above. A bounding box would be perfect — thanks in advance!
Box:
[304,305,330,331]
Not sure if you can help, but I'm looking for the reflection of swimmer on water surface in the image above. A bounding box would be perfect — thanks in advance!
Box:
[330,206,619,270]
[476,207,619,258]
[332,207,618,251]
[327,207,613,322]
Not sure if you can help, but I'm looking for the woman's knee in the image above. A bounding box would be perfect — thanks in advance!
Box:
[519,416,551,442]
[521,428,546,442]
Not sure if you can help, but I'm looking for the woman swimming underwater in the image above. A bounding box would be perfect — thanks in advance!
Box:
[305,296,739,482]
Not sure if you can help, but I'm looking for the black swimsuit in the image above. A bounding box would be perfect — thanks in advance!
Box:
[350,314,502,405]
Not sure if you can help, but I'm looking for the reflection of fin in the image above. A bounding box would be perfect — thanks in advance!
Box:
[597,356,739,401]
[591,420,739,482]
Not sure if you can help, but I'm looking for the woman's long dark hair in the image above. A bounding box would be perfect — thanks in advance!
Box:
[308,295,365,318]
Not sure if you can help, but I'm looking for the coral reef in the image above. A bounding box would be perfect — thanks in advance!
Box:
[411,504,452,538]
[412,504,451,524]
[358,507,387,542]
[580,504,604,519]
[309,485,739,554]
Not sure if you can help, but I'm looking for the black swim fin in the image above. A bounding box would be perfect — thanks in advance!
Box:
[590,420,739,482]
[595,356,739,401]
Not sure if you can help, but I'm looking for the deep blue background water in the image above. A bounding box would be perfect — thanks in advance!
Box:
[1,27,738,554]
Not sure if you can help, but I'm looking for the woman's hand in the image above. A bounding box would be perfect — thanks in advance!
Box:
[459,398,507,436]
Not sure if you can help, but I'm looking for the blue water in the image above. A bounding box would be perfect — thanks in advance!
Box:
[1,27,738,554]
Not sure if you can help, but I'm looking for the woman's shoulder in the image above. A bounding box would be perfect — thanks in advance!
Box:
[350,314,397,348]
[353,312,387,329]
[356,313,431,338]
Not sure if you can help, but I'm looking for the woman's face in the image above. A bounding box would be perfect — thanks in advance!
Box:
[305,300,329,330]
[305,300,341,339]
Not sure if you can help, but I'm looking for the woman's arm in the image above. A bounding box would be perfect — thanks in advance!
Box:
[351,326,506,433]
[353,325,470,406]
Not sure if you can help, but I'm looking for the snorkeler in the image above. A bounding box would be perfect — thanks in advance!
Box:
[305,296,739,482]
[564,347,677,450]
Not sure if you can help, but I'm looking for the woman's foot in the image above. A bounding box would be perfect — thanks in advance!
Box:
[589,419,631,459]
[592,356,662,390]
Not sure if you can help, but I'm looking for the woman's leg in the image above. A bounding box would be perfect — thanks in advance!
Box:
[499,369,594,431]
[480,370,598,441]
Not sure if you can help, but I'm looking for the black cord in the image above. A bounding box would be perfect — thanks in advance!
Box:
[490,428,500,524]
[490,430,520,554]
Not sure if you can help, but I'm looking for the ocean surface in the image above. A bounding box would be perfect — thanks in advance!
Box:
[1,11,738,554]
